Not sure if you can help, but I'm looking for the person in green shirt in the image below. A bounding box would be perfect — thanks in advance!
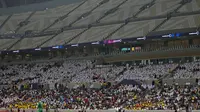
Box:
[37,102,43,112]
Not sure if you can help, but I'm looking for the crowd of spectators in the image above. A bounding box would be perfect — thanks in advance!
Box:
[0,61,178,86]
[72,66,125,83]
[0,59,200,111]
[0,60,91,86]
[116,64,177,81]
[173,61,200,79]
[0,83,200,111]
[1,58,200,85]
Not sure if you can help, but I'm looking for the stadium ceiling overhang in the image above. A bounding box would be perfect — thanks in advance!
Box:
[0,29,199,55]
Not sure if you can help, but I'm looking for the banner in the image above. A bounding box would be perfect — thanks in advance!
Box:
[0,110,9,112]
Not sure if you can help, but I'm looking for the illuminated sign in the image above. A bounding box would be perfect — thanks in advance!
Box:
[162,34,175,38]
[135,47,141,50]
[132,47,135,51]
[52,46,59,49]
[121,48,130,51]
[13,50,19,53]
[52,45,64,49]
[71,44,79,47]
[189,31,199,35]
[176,33,181,37]
[35,48,41,51]
[1,30,199,53]
[113,39,122,43]
[91,41,100,45]
[104,39,122,44]
[137,36,146,40]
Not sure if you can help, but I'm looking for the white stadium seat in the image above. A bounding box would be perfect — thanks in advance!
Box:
[178,0,200,12]
[138,0,182,17]
[41,29,85,47]
[0,0,199,49]
[49,0,101,30]
[100,0,151,23]
[0,12,31,34]
[0,39,19,50]
[0,15,9,33]
[18,3,78,33]
[10,36,51,50]
[110,19,165,40]
[72,9,106,26]
[69,24,122,44]
[156,14,200,31]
